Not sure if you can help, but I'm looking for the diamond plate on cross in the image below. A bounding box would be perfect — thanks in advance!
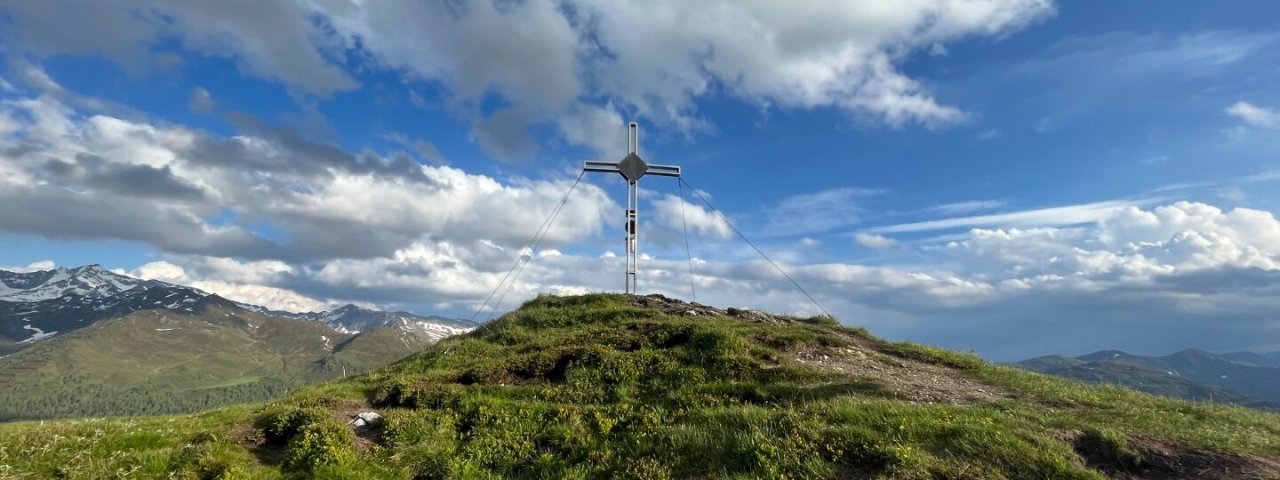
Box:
[618,152,648,183]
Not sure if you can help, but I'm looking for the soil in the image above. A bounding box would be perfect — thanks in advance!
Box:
[791,343,1016,404]
[228,423,285,466]
[630,294,731,318]
[632,293,824,324]
[1071,430,1280,480]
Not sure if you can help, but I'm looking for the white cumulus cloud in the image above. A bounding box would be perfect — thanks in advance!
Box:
[855,233,898,249]
[1226,101,1279,129]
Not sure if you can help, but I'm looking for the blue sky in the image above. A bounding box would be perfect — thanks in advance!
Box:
[2,0,1280,360]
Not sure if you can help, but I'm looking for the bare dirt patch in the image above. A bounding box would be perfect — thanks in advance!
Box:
[631,293,822,323]
[630,294,731,318]
[228,423,285,466]
[1071,430,1280,480]
[791,344,1015,404]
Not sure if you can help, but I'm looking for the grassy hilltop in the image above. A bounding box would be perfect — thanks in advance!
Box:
[2,294,1280,479]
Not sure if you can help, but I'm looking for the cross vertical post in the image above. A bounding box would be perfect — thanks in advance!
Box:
[583,122,681,294]
[625,123,638,293]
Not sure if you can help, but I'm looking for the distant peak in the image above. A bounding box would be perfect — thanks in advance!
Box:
[66,264,112,275]
[1168,348,1215,358]
[1077,350,1133,361]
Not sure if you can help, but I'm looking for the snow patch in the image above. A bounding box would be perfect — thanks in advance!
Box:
[155,328,181,332]
[1,266,145,302]
[19,324,57,343]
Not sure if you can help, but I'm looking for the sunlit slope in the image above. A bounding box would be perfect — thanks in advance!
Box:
[0,297,428,421]
[2,294,1279,479]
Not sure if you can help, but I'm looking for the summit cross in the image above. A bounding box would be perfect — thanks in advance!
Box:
[583,122,681,294]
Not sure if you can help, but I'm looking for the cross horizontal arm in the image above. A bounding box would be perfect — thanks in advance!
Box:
[583,160,621,174]
[646,164,681,177]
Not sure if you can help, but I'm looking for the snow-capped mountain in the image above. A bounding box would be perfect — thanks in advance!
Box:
[253,304,477,342]
[0,265,206,345]
[1,264,149,302]
[0,264,475,346]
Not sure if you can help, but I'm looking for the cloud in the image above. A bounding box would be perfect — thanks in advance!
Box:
[130,260,332,313]
[1,0,1055,155]
[955,31,1280,132]
[0,94,615,262]
[651,194,733,243]
[382,132,446,165]
[919,199,1006,216]
[854,233,898,249]
[188,87,215,113]
[763,188,882,236]
[1022,31,1277,81]
[41,154,205,201]
[1,260,56,273]
[1,1,358,95]
[473,108,539,161]
[867,198,1149,234]
[1225,101,1279,129]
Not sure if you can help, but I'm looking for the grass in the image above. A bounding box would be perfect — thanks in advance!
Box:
[2,293,1279,479]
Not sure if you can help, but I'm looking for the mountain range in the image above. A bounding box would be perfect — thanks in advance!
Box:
[1019,348,1280,410]
[0,264,477,420]
[247,303,476,343]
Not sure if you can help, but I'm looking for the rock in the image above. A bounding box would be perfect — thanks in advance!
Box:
[350,411,382,428]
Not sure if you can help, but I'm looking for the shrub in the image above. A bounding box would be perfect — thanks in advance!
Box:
[283,420,356,471]
[254,406,332,445]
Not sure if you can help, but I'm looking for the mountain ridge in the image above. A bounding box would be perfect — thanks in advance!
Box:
[0,264,477,347]
[0,292,434,421]
[0,264,478,420]
[1019,348,1280,410]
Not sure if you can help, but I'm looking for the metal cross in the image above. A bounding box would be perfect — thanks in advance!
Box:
[584,122,681,294]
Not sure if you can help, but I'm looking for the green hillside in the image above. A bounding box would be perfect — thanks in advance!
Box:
[0,297,429,421]
[2,294,1280,479]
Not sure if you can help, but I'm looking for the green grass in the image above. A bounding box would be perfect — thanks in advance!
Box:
[2,293,1278,479]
